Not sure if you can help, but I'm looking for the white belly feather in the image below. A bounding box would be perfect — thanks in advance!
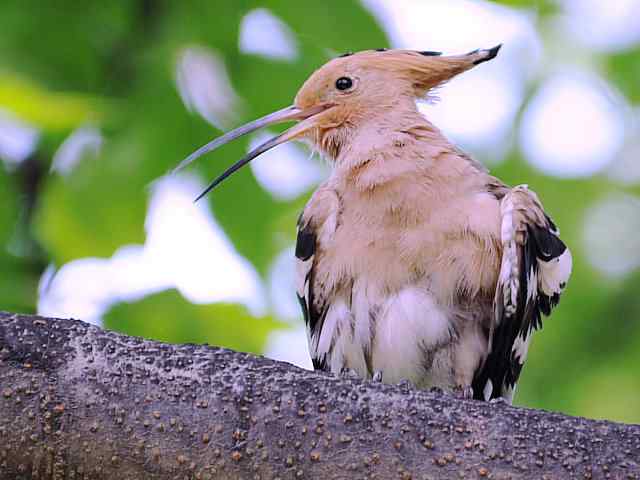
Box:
[319,284,456,388]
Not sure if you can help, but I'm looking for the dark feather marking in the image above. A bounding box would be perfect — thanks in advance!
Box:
[297,293,309,325]
[338,51,353,58]
[418,50,442,56]
[529,225,566,260]
[295,223,316,261]
[471,44,502,65]
[306,266,324,337]
[472,220,567,400]
[312,356,328,371]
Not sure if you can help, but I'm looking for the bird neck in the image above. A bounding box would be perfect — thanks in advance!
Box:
[330,110,484,196]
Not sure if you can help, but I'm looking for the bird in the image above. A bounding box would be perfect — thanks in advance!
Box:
[175,46,572,403]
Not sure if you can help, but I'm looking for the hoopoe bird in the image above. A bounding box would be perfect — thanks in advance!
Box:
[176,46,572,402]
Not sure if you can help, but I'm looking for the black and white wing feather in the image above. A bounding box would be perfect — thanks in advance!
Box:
[473,185,572,402]
[295,215,329,372]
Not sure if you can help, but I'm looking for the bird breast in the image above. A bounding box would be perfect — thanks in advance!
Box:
[314,183,503,305]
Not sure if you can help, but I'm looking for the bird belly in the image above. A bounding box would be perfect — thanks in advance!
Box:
[369,285,456,388]
[323,282,457,390]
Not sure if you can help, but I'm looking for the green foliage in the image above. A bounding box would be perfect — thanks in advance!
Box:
[0,0,638,424]
[605,47,640,103]
[104,290,285,354]
[0,168,38,312]
[0,168,16,248]
[489,0,558,16]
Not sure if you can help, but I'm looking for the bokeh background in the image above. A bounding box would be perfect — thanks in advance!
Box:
[1,0,639,423]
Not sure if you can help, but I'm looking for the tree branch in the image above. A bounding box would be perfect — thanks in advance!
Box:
[0,311,638,479]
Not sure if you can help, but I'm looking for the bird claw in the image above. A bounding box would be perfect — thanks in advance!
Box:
[490,396,508,405]
[372,370,383,383]
[398,379,414,391]
[454,385,474,400]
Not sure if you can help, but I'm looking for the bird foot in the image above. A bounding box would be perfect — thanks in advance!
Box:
[490,396,509,405]
[340,367,360,379]
[453,385,474,400]
[397,379,415,391]
[372,370,383,383]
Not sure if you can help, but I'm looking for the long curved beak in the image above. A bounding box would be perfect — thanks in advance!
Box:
[174,104,331,201]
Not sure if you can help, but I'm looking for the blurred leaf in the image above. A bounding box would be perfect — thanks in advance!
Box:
[604,47,640,103]
[264,0,388,58]
[0,167,17,247]
[571,363,640,424]
[488,0,559,16]
[0,169,36,312]
[0,258,39,313]
[34,145,148,264]
[104,289,285,354]
[0,74,105,131]
[0,2,135,93]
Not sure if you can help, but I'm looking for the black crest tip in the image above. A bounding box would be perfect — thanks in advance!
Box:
[472,43,502,65]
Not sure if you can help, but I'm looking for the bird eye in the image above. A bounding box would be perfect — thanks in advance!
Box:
[335,77,353,91]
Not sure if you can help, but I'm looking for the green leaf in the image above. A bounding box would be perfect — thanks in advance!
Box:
[104,289,286,355]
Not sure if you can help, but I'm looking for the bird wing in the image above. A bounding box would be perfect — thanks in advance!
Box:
[295,214,330,372]
[473,185,572,402]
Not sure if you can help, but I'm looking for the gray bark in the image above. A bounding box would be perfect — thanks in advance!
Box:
[0,311,638,480]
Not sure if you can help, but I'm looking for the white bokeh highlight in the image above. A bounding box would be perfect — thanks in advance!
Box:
[417,66,522,160]
[608,109,640,186]
[38,175,265,324]
[520,71,626,177]
[0,109,39,169]
[176,47,240,130]
[249,132,325,201]
[239,9,299,61]
[51,126,102,176]
[268,246,302,323]
[583,194,640,278]
[264,326,313,370]
[560,0,640,52]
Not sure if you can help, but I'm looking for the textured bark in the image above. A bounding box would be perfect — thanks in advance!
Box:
[0,311,638,480]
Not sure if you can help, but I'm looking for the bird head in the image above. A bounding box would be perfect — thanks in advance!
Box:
[176,46,501,201]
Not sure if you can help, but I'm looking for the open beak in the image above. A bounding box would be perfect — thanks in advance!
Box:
[174,104,331,201]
